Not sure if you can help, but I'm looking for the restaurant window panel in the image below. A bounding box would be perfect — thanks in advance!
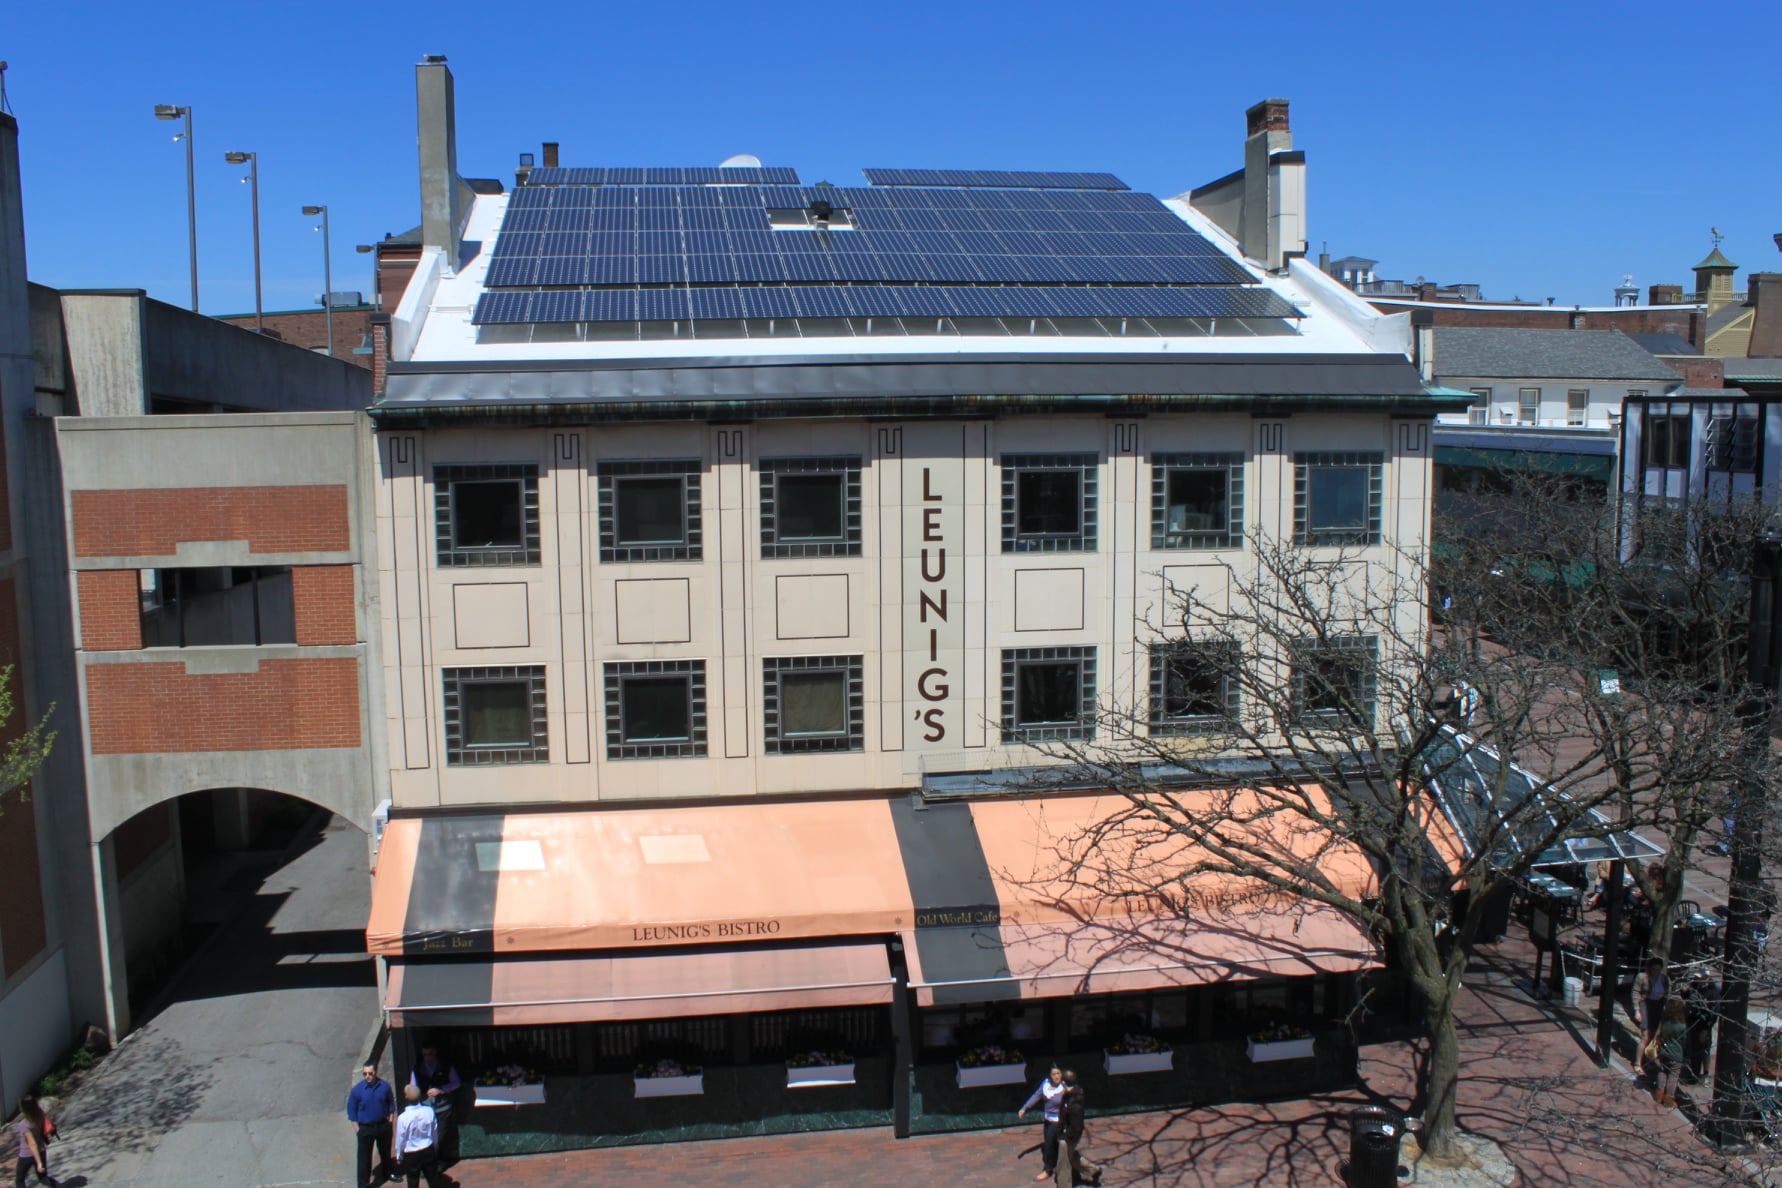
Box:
[598,460,703,562]
[1291,636,1378,730]
[1001,646,1096,742]
[759,457,863,558]
[1001,454,1098,552]
[443,666,548,765]
[435,464,540,566]
[763,655,864,753]
[1151,453,1244,550]
[1293,453,1383,546]
[604,660,707,759]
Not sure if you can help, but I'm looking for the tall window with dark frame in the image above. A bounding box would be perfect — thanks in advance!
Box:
[1149,641,1240,732]
[435,464,541,567]
[1644,413,1692,470]
[443,666,549,765]
[603,660,707,759]
[598,460,703,562]
[1001,455,1098,553]
[1291,637,1378,729]
[1152,454,1244,550]
[1706,411,1760,474]
[1293,453,1383,546]
[1000,646,1097,741]
[759,457,863,559]
[763,655,864,753]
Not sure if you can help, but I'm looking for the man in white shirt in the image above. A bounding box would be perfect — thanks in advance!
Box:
[393,1084,445,1188]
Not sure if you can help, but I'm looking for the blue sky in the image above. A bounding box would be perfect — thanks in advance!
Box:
[6,0,1779,314]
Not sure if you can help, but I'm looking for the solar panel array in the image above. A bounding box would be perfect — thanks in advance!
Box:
[863,168,1128,190]
[473,169,1301,327]
[524,166,800,186]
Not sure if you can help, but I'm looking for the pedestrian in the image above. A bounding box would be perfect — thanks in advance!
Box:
[1652,996,1689,1108]
[1634,957,1668,1062]
[1017,1065,1066,1183]
[347,1062,397,1188]
[1056,1071,1103,1187]
[1682,973,1720,1082]
[392,1084,444,1188]
[409,1044,462,1167]
[11,1096,57,1187]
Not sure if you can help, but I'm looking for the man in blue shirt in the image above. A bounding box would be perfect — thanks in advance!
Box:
[346,1063,397,1188]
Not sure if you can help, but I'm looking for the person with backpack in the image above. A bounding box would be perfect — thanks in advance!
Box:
[11,1096,58,1188]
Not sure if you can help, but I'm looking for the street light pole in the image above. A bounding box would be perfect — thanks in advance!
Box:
[153,104,198,311]
[225,152,262,333]
[303,205,333,358]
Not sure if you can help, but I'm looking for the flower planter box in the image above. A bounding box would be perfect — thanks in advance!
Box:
[474,1082,546,1106]
[633,1073,705,1098]
[1104,1048,1174,1076]
[1246,1036,1315,1063]
[955,1061,1027,1089]
[786,1062,856,1088]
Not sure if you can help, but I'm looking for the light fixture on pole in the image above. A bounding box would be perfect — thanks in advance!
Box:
[302,205,333,358]
[224,152,263,333]
[153,104,198,312]
[355,243,378,309]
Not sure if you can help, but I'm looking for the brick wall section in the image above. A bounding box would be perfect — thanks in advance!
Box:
[85,658,362,753]
[292,566,357,646]
[0,579,47,976]
[1662,356,1725,389]
[213,308,374,368]
[77,570,144,650]
[71,485,351,558]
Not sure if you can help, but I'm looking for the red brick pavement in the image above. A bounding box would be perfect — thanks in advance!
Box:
[449,941,1743,1187]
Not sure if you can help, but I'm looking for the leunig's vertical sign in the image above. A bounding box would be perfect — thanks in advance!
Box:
[905,452,963,747]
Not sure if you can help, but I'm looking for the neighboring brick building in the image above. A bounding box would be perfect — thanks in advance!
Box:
[215,303,377,368]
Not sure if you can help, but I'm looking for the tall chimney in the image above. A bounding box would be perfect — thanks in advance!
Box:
[1749,273,1782,357]
[416,56,474,272]
[1240,99,1304,271]
[542,142,560,169]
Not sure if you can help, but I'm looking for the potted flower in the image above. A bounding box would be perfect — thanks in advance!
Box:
[785,1050,856,1088]
[473,1063,545,1106]
[954,1045,1027,1089]
[1245,1023,1315,1063]
[1103,1032,1174,1076]
[633,1057,705,1098]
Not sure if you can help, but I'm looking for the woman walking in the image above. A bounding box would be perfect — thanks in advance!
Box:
[12,1097,57,1188]
[1634,957,1669,1062]
[1653,997,1689,1108]
[1057,1071,1104,1187]
[1017,1065,1066,1182]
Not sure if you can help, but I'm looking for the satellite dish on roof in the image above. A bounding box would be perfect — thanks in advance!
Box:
[719,153,763,169]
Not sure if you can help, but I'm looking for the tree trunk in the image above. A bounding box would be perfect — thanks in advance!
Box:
[1419,996,1463,1159]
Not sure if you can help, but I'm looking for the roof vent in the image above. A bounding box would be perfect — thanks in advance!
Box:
[809,199,834,227]
[720,153,763,169]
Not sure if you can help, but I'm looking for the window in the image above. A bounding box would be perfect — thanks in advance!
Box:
[1517,388,1540,425]
[598,460,702,562]
[1468,388,1492,426]
[1151,454,1244,549]
[1644,413,1692,470]
[443,666,548,765]
[759,457,862,558]
[604,660,706,759]
[435,464,540,566]
[139,566,296,647]
[1291,637,1378,729]
[1001,455,1098,552]
[1706,411,1760,474]
[763,656,864,753]
[1293,453,1383,546]
[1566,390,1589,426]
[1001,646,1096,741]
[1149,642,1239,731]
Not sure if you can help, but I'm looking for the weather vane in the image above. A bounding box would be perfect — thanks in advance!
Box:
[1711,227,1724,248]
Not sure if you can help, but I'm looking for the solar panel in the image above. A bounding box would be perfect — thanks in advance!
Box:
[472,284,1301,326]
[524,166,801,187]
[863,169,1128,191]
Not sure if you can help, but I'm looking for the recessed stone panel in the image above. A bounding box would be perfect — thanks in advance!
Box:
[615,578,692,644]
[776,574,850,640]
[1013,568,1084,631]
[452,582,530,649]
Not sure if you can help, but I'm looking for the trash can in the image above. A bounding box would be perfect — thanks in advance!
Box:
[1349,1106,1404,1188]
[1562,976,1583,1005]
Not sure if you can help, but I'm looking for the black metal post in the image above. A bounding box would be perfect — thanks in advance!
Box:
[888,940,913,1138]
[1596,859,1626,1066]
[1710,533,1782,1144]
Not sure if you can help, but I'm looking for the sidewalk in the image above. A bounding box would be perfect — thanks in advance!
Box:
[451,942,1733,1187]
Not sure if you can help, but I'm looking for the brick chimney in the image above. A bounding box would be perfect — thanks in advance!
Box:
[1749,272,1782,357]
[1240,99,1305,272]
[1649,283,1685,306]
[416,56,474,272]
[543,142,560,169]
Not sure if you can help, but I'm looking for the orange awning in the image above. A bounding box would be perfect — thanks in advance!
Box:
[386,942,895,1026]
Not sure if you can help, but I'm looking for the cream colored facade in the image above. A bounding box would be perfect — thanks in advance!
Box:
[375,408,1432,809]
